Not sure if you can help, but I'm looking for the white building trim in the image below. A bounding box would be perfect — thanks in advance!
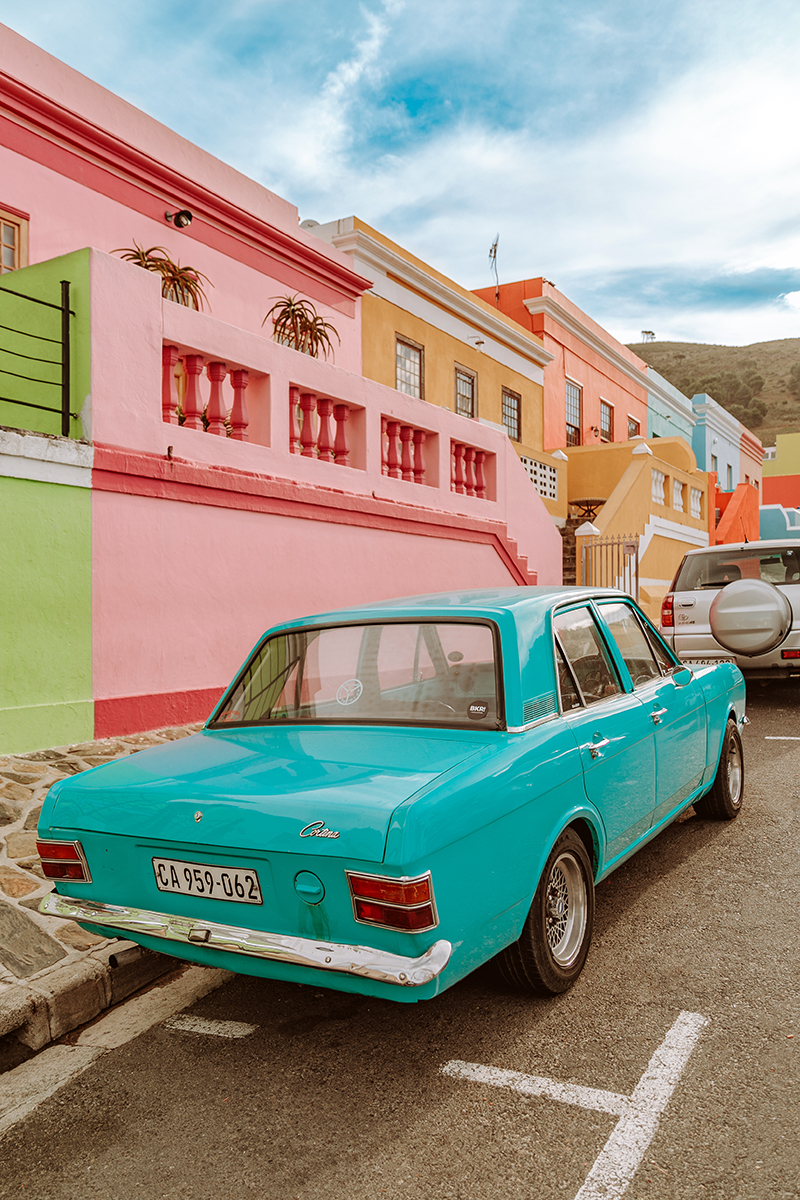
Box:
[639,513,709,560]
[523,295,649,396]
[0,428,93,488]
[314,219,553,384]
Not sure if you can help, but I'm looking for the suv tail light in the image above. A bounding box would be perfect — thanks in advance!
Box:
[346,871,438,932]
[661,593,675,628]
[36,840,92,882]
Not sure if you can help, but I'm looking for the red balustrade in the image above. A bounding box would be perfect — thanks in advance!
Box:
[451,442,488,500]
[333,404,350,466]
[230,370,249,442]
[206,361,228,436]
[317,398,334,462]
[162,344,180,424]
[381,416,429,485]
[289,385,301,454]
[160,344,250,439]
[290,387,352,465]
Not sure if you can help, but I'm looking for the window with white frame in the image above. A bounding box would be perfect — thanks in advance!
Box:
[690,487,702,519]
[726,464,733,490]
[628,416,640,439]
[566,381,581,446]
[600,400,613,441]
[0,207,28,274]
[711,454,718,473]
[396,337,423,398]
[673,479,685,511]
[455,367,476,418]
[520,455,558,500]
[502,387,521,441]
[651,469,666,505]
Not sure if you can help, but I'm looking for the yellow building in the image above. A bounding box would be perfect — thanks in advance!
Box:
[310,217,568,524]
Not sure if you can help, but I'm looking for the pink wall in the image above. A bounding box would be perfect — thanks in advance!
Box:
[92,490,521,704]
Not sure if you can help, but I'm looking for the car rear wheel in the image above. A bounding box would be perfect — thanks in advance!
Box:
[498,828,594,995]
[694,718,744,820]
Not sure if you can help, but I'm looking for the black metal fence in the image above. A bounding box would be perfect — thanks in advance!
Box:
[0,279,76,437]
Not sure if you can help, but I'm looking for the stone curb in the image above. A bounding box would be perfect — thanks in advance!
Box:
[0,724,201,1056]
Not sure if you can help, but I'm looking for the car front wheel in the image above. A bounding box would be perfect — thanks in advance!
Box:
[498,828,595,995]
[694,718,744,820]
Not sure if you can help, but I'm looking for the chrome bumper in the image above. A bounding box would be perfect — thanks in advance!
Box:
[40,893,452,988]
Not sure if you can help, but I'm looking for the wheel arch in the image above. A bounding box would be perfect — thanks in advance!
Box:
[567,816,602,879]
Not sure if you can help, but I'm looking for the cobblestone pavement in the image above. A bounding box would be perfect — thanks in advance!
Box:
[0,724,202,1059]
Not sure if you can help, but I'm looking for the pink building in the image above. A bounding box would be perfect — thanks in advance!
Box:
[0,26,561,751]
[473,279,650,452]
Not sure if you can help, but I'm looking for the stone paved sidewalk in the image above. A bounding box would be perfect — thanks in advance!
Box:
[0,724,202,1060]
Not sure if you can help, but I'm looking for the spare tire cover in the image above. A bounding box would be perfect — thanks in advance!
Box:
[709,577,793,656]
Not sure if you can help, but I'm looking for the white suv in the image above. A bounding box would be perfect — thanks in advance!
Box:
[660,540,800,680]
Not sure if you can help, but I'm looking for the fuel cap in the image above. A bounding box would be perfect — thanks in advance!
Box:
[294,871,325,905]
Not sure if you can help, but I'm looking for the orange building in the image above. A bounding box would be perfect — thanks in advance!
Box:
[473,278,650,452]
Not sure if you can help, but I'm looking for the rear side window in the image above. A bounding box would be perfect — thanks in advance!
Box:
[554,606,621,705]
[674,548,800,591]
[596,602,661,688]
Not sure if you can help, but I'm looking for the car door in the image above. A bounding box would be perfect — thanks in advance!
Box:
[595,600,707,825]
[554,604,656,864]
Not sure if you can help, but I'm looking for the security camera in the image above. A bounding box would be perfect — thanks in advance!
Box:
[165,209,193,229]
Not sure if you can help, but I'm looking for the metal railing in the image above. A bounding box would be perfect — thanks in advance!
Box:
[580,532,640,600]
[0,279,76,436]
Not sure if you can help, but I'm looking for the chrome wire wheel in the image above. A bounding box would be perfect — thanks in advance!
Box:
[727,735,743,807]
[544,851,588,968]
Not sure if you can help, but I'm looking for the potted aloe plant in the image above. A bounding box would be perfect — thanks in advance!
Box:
[263,294,339,359]
[114,242,212,310]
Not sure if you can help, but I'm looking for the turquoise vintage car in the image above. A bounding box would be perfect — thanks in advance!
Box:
[38,587,746,1003]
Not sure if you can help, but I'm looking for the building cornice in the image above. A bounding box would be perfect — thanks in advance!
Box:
[692,397,740,442]
[523,296,649,396]
[643,370,696,427]
[740,427,763,457]
[331,228,554,368]
[0,71,371,304]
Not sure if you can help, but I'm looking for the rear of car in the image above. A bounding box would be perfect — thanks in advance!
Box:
[660,541,800,680]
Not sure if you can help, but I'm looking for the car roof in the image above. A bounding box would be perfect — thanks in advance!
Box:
[273,586,632,631]
[682,540,800,557]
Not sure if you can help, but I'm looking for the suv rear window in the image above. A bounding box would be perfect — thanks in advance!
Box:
[674,547,800,591]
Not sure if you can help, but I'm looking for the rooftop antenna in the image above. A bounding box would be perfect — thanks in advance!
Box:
[489,234,499,306]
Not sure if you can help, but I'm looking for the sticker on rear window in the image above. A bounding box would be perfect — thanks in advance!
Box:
[468,702,489,720]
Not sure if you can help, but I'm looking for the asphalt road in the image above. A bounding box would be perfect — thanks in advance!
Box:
[1,684,799,1200]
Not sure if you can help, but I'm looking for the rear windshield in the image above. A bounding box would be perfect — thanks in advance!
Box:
[674,547,800,592]
[211,621,502,729]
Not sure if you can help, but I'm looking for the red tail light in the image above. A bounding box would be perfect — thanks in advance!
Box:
[36,840,92,883]
[782,649,800,659]
[661,593,674,628]
[347,871,438,932]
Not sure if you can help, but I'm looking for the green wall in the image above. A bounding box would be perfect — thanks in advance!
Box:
[0,250,91,439]
[0,474,93,753]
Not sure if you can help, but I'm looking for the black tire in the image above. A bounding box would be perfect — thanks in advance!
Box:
[694,718,744,820]
[498,828,595,995]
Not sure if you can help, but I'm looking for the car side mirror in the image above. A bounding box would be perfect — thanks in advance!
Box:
[670,665,693,687]
[709,577,792,656]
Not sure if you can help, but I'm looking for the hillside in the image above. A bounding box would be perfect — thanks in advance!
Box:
[626,338,800,446]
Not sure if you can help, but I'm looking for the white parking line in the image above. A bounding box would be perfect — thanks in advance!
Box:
[164,1015,257,1038]
[442,1010,709,1200]
[764,736,800,740]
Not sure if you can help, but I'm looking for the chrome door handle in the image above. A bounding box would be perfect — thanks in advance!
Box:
[583,736,610,759]
[651,706,668,725]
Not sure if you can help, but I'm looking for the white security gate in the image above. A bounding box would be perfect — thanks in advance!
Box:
[580,533,640,600]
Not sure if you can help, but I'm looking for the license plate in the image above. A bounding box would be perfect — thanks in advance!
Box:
[153,858,263,904]
[683,658,735,666]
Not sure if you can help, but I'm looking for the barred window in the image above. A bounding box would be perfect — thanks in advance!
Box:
[627,416,640,439]
[455,367,476,418]
[502,388,521,441]
[600,400,613,442]
[396,337,423,398]
[566,381,581,446]
[520,455,558,501]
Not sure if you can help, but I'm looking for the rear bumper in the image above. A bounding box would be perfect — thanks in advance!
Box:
[40,893,452,988]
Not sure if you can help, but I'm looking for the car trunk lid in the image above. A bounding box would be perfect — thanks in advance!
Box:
[47,726,487,863]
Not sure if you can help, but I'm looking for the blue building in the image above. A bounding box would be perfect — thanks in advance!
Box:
[646,368,695,444]
[691,394,740,491]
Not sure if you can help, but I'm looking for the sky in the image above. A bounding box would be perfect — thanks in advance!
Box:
[3,0,800,347]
